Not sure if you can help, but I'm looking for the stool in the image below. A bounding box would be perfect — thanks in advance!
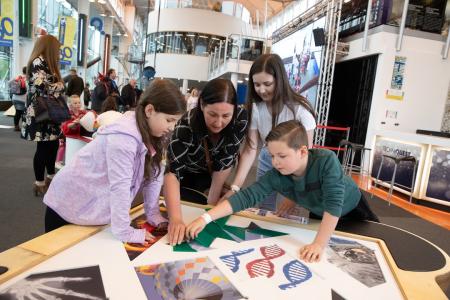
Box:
[337,140,352,173]
[338,140,372,188]
[372,154,418,205]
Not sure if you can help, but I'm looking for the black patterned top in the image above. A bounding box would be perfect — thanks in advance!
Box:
[167,107,248,180]
[22,55,65,141]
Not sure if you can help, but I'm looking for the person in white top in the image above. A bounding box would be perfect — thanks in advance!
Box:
[222,53,316,211]
[186,88,199,111]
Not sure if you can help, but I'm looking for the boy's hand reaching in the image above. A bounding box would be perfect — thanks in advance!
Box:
[299,242,324,263]
[186,217,207,240]
[276,198,297,216]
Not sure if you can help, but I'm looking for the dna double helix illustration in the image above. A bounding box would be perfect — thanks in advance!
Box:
[245,245,286,278]
[278,260,312,290]
[219,248,255,273]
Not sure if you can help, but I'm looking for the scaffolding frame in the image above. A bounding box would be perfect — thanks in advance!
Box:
[313,0,343,147]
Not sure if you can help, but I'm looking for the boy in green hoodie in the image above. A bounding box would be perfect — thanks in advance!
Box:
[186,120,378,262]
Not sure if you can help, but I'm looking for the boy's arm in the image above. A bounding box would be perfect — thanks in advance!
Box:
[186,171,278,239]
[321,154,345,216]
[186,200,234,239]
[227,170,277,212]
[300,212,338,263]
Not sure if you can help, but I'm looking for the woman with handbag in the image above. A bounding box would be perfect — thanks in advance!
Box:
[23,35,68,196]
[164,79,248,244]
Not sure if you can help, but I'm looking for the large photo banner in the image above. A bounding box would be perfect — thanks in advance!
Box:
[58,16,77,65]
[271,17,326,109]
[0,0,14,47]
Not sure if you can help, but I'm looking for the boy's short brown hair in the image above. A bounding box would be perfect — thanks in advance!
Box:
[265,120,309,149]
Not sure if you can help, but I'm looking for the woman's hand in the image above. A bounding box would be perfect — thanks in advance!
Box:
[186,217,207,240]
[276,198,297,216]
[299,242,324,263]
[168,218,186,245]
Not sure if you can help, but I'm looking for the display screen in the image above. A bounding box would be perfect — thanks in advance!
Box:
[271,17,326,109]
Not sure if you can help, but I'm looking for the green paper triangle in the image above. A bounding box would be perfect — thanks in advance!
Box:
[173,242,197,252]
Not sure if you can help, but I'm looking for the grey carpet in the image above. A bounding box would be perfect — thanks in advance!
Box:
[0,114,46,252]
[363,191,450,255]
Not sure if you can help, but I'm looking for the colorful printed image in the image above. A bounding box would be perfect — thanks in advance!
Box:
[370,138,422,190]
[135,257,243,300]
[218,244,311,289]
[426,148,450,202]
[0,265,107,300]
[213,242,329,299]
[245,207,309,224]
[124,207,169,260]
[327,237,386,287]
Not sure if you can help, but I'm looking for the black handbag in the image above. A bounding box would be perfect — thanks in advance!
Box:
[35,94,71,124]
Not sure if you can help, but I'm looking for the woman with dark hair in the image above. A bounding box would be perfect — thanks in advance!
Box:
[43,79,186,244]
[222,53,317,211]
[23,35,66,196]
[164,78,248,244]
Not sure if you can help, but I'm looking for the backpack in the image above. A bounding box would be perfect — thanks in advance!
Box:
[9,76,27,95]
[93,81,110,102]
[91,80,110,112]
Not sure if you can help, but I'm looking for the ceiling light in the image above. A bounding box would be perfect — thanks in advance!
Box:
[89,0,95,2]
[98,0,106,3]
[99,13,106,17]
[116,32,121,36]
[124,33,128,37]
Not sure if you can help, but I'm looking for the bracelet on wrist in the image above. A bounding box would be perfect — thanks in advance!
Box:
[230,184,240,193]
[200,213,212,225]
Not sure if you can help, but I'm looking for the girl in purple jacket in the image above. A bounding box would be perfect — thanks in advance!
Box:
[43,79,186,244]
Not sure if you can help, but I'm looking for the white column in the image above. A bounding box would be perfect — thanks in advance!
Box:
[12,0,20,76]
[182,79,188,94]
[32,0,39,41]
[77,0,90,81]
[230,73,238,90]
[102,16,113,73]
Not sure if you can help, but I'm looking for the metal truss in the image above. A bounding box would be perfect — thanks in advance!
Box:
[313,0,343,147]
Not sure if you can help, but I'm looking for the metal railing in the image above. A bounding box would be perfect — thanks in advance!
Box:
[207,34,265,78]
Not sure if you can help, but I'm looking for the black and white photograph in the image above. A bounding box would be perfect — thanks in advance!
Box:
[327,237,386,288]
[0,266,107,300]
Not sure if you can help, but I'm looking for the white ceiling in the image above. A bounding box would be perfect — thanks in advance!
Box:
[127,0,294,23]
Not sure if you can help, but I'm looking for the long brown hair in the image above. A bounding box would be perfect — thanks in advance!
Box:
[26,35,62,81]
[136,79,186,179]
[246,53,316,148]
